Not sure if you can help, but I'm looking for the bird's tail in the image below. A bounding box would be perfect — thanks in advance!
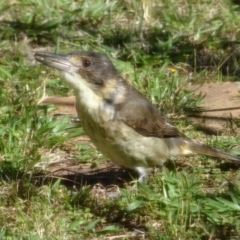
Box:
[168,138,240,162]
[187,141,240,161]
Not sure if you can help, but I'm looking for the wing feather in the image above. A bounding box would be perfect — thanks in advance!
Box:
[115,87,185,138]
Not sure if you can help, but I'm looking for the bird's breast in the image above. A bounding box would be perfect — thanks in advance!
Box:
[75,91,116,139]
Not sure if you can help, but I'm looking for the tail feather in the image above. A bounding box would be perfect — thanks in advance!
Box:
[187,141,240,162]
[167,138,240,162]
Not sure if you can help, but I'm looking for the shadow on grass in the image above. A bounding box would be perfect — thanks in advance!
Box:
[31,164,138,188]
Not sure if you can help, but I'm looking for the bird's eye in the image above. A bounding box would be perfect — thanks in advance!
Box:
[82,59,91,68]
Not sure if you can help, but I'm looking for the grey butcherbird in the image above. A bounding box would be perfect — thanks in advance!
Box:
[35,51,240,181]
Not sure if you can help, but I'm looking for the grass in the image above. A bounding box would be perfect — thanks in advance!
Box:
[1,0,240,239]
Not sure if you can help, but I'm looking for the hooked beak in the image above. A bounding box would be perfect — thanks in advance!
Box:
[34,52,77,72]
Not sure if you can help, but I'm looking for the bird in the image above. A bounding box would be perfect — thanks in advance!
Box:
[34,51,240,181]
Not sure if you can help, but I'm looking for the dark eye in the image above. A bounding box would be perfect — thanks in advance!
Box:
[82,59,91,67]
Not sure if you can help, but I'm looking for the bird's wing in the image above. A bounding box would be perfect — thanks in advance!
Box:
[116,88,185,138]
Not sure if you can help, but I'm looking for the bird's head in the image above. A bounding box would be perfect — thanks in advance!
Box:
[34,51,120,92]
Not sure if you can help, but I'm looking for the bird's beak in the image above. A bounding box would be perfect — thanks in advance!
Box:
[35,52,77,72]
